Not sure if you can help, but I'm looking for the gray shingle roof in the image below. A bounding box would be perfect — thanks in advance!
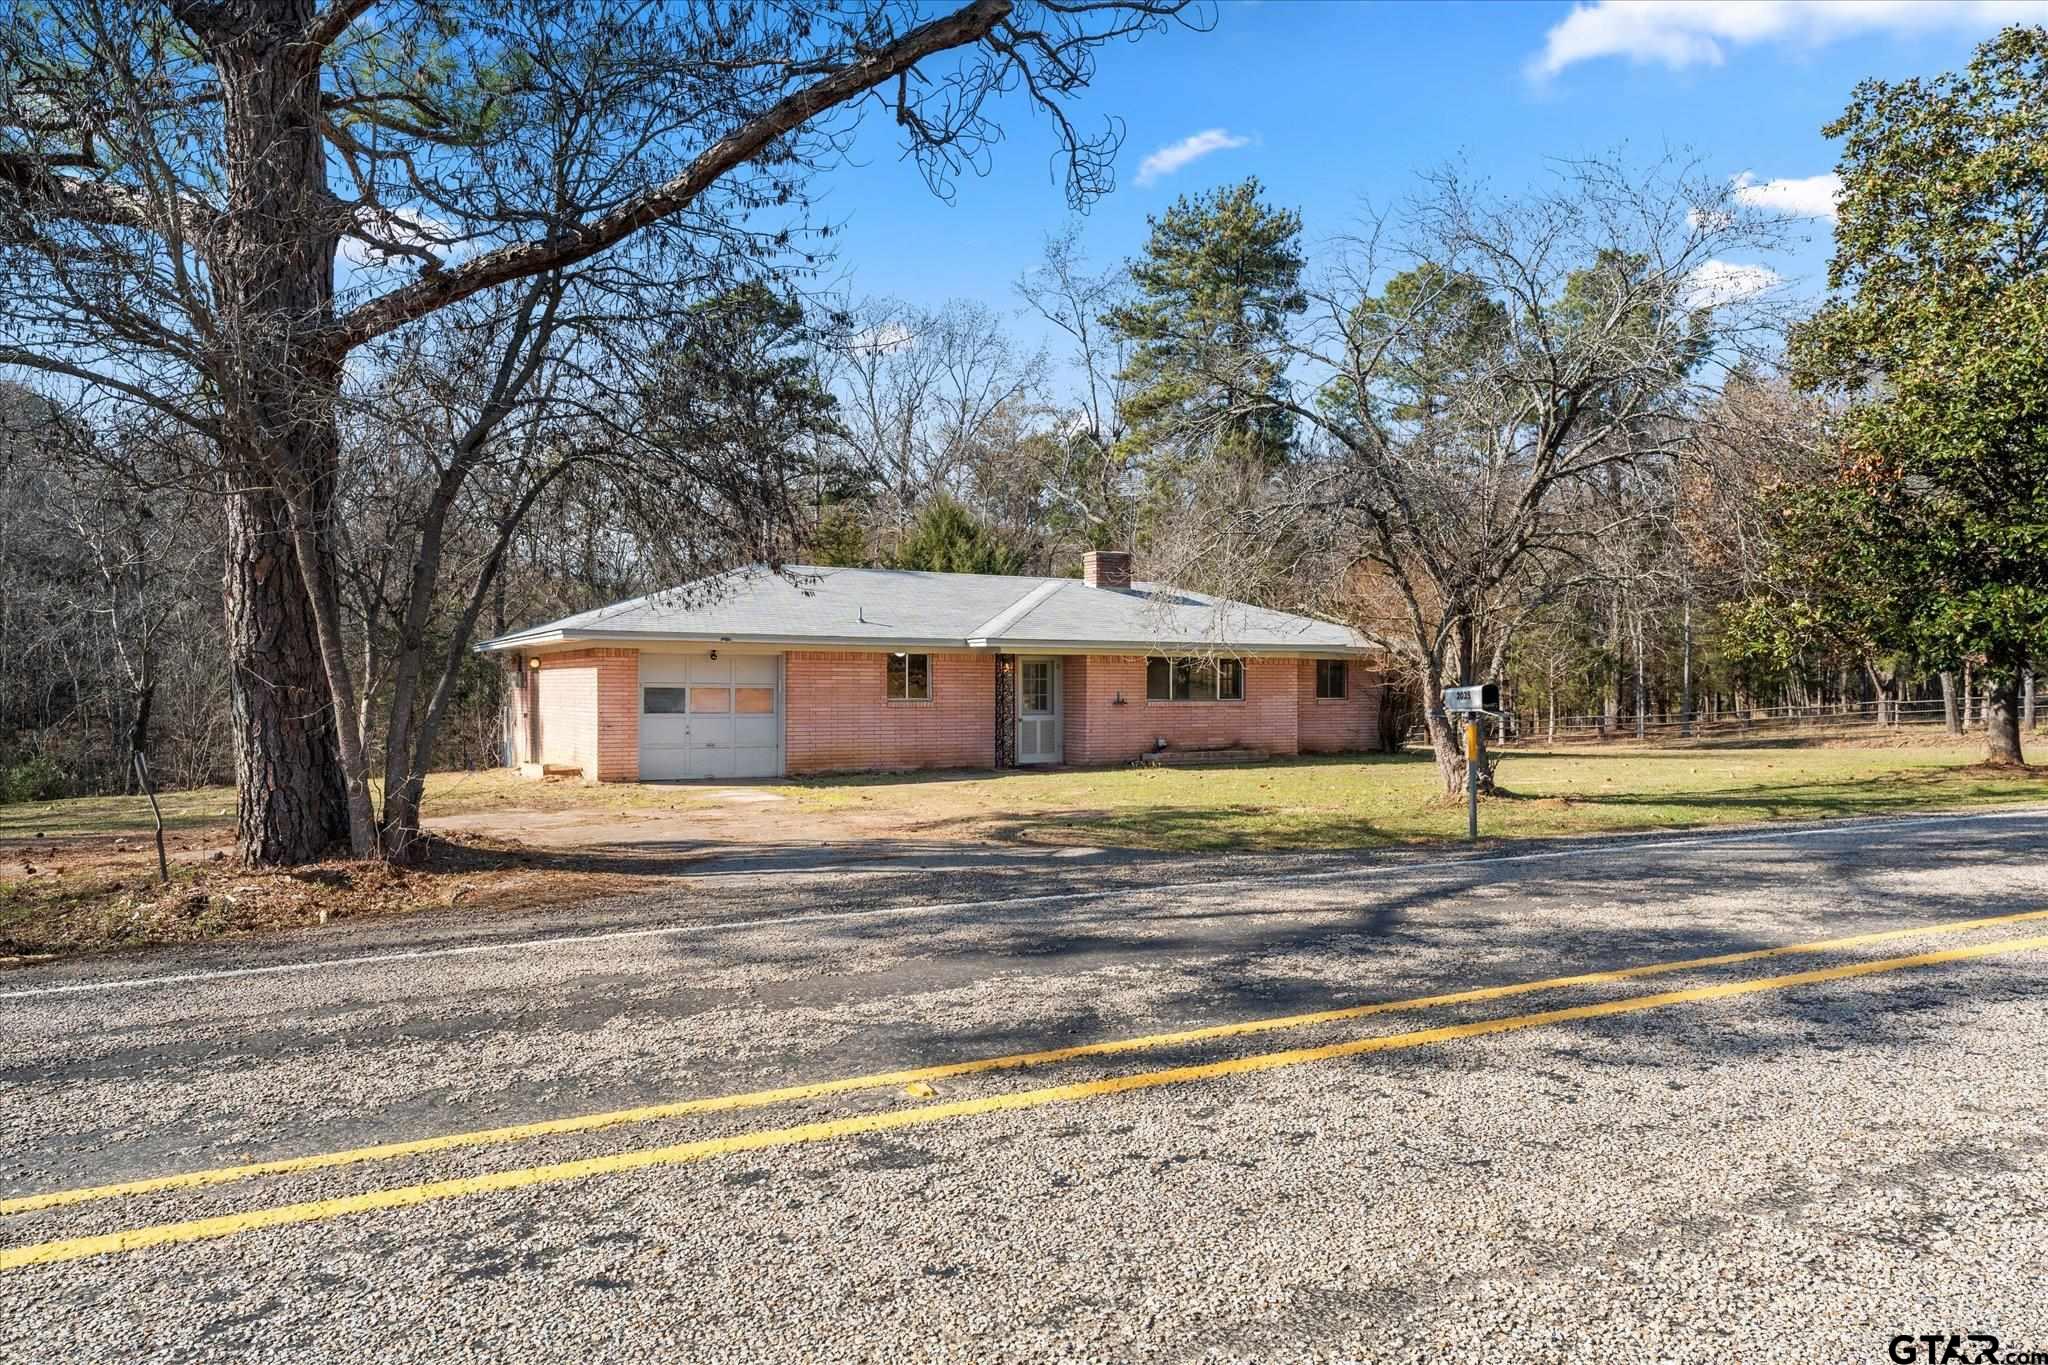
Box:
[478,565,1372,656]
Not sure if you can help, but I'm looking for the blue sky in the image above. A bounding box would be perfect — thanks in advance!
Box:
[813,0,2043,344]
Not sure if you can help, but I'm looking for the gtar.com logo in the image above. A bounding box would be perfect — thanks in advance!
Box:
[1888,1335,2007,1364]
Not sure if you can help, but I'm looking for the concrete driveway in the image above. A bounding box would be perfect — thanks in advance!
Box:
[4,808,2047,1362]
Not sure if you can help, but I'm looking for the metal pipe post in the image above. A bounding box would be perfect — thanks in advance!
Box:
[1464,718,1479,840]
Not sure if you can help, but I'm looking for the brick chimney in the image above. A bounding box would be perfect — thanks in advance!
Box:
[1083,549,1133,590]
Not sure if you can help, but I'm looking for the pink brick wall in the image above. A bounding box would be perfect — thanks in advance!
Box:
[511,644,1378,779]
[533,648,639,781]
[1296,659,1383,754]
[786,650,995,775]
[1062,656,1305,765]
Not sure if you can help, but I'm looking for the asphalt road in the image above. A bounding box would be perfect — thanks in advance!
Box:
[4,807,2047,1363]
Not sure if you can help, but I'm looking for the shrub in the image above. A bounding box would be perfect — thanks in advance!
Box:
[0,755,71,804]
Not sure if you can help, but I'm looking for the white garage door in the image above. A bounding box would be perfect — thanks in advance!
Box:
[639,653,781,780]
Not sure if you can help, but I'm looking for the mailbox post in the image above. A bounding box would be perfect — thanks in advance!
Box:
[1443,684,1500,841]
[1463,716,1479,839]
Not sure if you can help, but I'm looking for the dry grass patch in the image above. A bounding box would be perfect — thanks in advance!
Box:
[0,829,678,964]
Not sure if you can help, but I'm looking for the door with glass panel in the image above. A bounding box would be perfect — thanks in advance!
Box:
[1016,656,1062,765]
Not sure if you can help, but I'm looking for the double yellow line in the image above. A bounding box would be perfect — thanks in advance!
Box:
[5,908,2046,1271]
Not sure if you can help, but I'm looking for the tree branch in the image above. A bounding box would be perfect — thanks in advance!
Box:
[0,154,215,234]
[330,0,1015,355]
[300,0,378,63]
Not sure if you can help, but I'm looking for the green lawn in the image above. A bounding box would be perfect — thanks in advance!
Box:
[772,744,2048,851]
[3,743,2042,854]
[0,785,238,840]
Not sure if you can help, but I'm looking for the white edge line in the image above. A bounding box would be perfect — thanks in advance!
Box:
[4,806,2043,1003]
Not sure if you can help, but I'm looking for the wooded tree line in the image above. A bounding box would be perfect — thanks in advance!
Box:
[0,7,2040,849]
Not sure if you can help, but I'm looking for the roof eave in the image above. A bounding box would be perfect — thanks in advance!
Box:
[477,629,1380,657]
[475,628,982,653]
[970,637,1377,657]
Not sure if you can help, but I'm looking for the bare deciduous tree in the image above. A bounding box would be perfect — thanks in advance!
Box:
[0,0,1199,862]
[1151,155,1788,792]
[1016,223,1138,547]
[827,295,1047,549]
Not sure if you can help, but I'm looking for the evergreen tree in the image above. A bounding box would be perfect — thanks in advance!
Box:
[806,502,873,567]
[1787,25,2048,765]
[892,495,1024,575]
[1104,179,1306,497]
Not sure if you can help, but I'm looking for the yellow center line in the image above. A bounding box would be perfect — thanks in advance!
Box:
[3,932,2043,1272]
[9,904,2048,1217]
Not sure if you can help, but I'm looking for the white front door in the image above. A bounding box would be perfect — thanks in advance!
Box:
[639,653,783,780]
[1017,656,1062,765]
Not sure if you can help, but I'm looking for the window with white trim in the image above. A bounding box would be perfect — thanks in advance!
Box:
[887,652,930,701]
[1145,656,1244,702]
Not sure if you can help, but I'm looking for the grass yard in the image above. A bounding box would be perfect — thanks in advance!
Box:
[3,741,2042,962]
[774,742,2048,851]
[0,768,717,842]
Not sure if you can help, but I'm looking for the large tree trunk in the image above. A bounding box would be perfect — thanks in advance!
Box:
[224,487,346,863]
[1940,671,1961,735]
[1424,620,1495,796]
[1984,671,2025,766]
[206,0,355,863]
[1423,702,1462,793]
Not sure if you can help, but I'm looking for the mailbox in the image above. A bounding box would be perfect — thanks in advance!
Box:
[1443,683,1499,713]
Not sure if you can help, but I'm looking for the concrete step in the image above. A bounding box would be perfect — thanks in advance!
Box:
[1135,747,1270,767]
[517,762,586,781]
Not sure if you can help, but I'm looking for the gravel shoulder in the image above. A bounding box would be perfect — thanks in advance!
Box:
[2,808,2045,1362]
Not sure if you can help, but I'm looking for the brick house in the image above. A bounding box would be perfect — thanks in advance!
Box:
[482,552,1383,780]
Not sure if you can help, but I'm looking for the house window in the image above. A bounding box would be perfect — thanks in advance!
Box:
[1145,657,1244,702]
[1218,658,1243,701]
[1316,660,1348,700]
[1146,657,1172,701]
[887,652,930,701]
[643,686,687,714]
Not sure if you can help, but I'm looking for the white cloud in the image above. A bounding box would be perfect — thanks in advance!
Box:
[1134,128,1251,187]
[847,320,916,356]
[1680,259,1784,309]
[1531,1,2048,79]
[1731,170,1842,220]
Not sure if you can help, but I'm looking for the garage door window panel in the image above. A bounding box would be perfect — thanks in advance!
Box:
[691,687,730,713]
[643,687,687,714]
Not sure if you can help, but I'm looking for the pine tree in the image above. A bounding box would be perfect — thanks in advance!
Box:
[1104,179,1306,498]
[807,502,873,567]
[892,496,1024,575]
